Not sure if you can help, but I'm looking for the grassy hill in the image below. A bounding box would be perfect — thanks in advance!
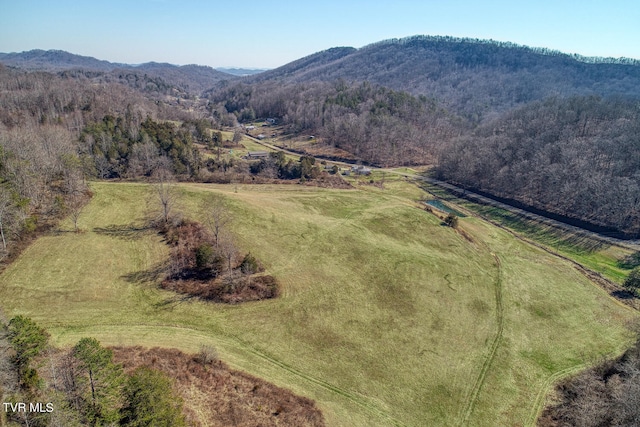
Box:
[0,180,636,426]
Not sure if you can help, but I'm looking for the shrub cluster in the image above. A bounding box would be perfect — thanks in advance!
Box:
[159,220,278,304]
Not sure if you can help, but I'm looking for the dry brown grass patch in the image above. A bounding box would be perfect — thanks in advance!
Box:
[161,273,279,304]
[112,346,325,427]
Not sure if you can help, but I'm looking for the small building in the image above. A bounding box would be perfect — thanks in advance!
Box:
[256,134,266,140]
[351,165,372,176]
[247,151,269,159]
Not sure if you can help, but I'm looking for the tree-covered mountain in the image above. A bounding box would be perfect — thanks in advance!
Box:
[0,49,124,71]
[7,39,640,117]
[250,47,356,82]
[119,62,237,94]
[436,95,640,236]
[209,79,461,166]
[247,35,640,121]
[0,49,238,95]
[2,37,640,236]
[211,36,640,236]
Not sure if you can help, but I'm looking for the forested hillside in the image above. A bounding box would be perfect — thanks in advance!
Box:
[223,36,640,236]
[210,80,462,165]
[208,80,640,236]
[435,96,640,236]
[0,49,121,71]
[2,35,640,237]
[250,35,640,120]
[0,49,238,96]
[0,64,209,262]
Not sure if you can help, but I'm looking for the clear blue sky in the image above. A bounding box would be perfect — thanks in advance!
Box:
[1,0,639,68]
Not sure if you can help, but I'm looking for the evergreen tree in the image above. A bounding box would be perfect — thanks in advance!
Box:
[73,337,124,425]
[120,367,186,427]
[623,267,640,296]
[7,316,49,389]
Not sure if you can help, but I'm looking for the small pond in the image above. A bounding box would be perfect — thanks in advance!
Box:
[424,199,466,217]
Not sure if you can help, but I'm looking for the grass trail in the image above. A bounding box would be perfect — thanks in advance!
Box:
[458,253,504,426]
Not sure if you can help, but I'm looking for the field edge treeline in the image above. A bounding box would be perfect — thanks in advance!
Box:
[0,314,325,427]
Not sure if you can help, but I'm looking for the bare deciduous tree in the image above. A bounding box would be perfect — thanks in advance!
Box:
[67,194,85,233]
[151,158,178,227]
[204,200,232,248]
[0,188,15,253]
[218,231,239,274]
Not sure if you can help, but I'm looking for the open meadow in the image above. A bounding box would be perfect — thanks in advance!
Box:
[0,180,636,426]
[420,180,638,285]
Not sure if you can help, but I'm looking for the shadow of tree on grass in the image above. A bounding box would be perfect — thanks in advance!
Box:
[612,289,637,300]
[93,224,153,240]
[153,294,196,309]
[121,263,198,309]
[121,263,166,285]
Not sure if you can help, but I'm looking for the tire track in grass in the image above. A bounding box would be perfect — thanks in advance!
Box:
[417,183,637,426]
[166,188,406,424]
[230,206,410,426]
[458,252,504,426]
[232,337,409,427]
[524,364,587,426]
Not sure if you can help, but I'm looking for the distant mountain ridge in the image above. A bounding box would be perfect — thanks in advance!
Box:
[0,49,239,94]
[3,36,640,112]
[0,49,126,71]
[216,67,269,76]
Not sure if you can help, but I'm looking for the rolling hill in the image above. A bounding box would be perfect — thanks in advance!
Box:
[248,35,640,118]
[5,36,640,114]
[0,48,124,71]
[0,49,238,94]
[0,180,636,426]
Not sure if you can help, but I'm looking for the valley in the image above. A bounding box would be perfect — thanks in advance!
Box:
[1,34,640,426]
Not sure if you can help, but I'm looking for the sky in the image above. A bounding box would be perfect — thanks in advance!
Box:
[1,0,639,69]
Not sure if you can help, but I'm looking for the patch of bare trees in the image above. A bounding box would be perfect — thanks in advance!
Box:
[436,95,640,236]
[210,80,458,166]
[153,192,278,303]
[0,123,89,258]
[150,159,180,228]
[539,333,640,426]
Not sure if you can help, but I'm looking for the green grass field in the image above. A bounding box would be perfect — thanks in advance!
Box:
[421,182,637,284]
[0,181,636,426]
